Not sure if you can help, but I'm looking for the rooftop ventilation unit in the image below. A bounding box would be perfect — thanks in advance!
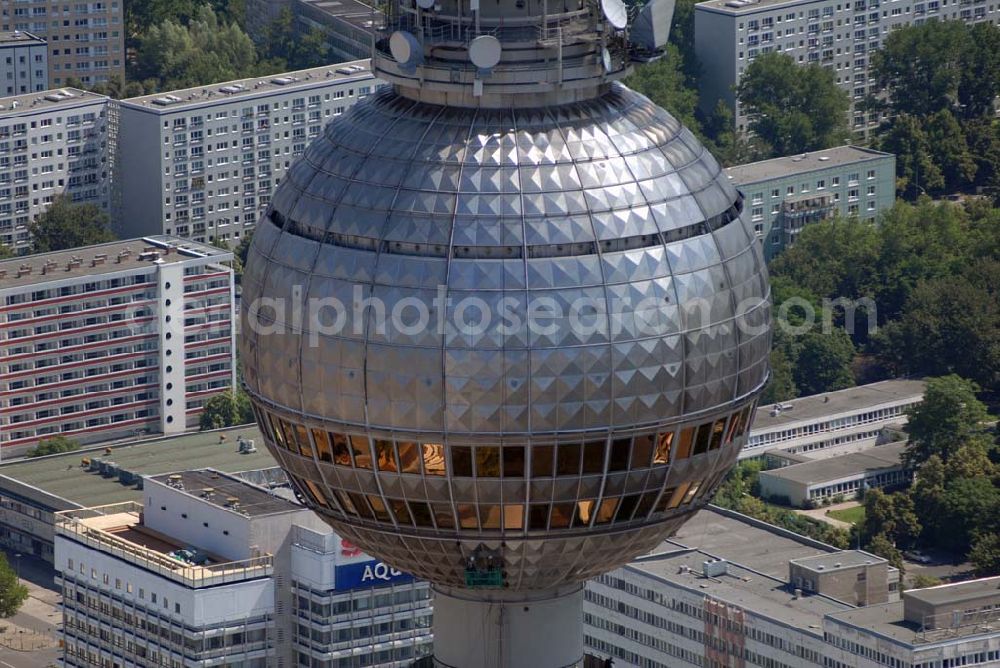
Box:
[152,95,183,106]
[44,90,76,102]
[218,84,246,95]
[270,77,298,86]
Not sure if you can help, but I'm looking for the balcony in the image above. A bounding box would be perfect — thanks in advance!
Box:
[55,502,273,588]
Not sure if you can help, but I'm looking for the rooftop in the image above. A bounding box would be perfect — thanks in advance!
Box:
[903,577,1000,607]
[826,599,1000,645]
[0,30,45,45]
[751,379,926,432]
[0,424,274,511]
[150,469,301,518]
[0,87,107,116]
[725,145,894,185]
[631,548,853,635]
[697,0,832,16]
[759,441,907,486]
[666,506,839,579]
[790,550,887,573]
[0,235,232,290]
[120,60,372,111]
[296,0,384,31]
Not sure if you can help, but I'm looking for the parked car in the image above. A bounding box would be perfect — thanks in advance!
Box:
[904,550,933,564]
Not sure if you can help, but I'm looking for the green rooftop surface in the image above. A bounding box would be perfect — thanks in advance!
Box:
[0,425,274,509]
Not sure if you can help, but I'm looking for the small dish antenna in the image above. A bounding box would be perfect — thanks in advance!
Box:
[469,35,502,71]
[389,31,424,71]
[602,48,613,72]
[601,0,628,29]
[416,0,435,8]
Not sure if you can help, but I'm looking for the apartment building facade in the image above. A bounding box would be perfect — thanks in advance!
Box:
[694,0,1000,136]
[0,236,236,455]
[0,0,124,87]
[117,62,376,245]
[725,145,895,260]
[0,87,112,253]
[54,469,432,668]
[0,30,47,96]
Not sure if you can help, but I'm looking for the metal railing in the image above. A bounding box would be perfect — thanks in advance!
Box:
[55,502,273,588]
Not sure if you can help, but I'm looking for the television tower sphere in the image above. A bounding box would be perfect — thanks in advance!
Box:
[240,0,771,664]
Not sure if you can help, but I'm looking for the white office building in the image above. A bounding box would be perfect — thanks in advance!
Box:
[0,30,47,96]
[117,61,376,245]
[0,87,113,252]
[0,236,236,455]
[694,0,1000,136]
[55,469,433,668]
[742,379,925,460]
[584,507,1000,668]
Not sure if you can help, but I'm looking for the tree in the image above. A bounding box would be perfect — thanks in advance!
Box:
[911,455,947,543]
[792,329,855,396]
[908,574,942,589]
[970,533,1000,577]
[761,348,797,405]
[625,45,702,133]
[904,375,992,467]
[30,195,115,252]
[876,115,944,199]
[0,553,28,618]
[0,242,13,259]
[736,52,849,157]
[199,389,254,430]
[233,229,253,283]
[860,488,895,545]
[888,492,922,551]
[939,477,1000,553]
[26,435,81,457]
[925,110,977,193]
[867,533,905,572]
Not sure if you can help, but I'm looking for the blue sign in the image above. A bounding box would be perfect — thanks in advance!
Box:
[334,560,414,591]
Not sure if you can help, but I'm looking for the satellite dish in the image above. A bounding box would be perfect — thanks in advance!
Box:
[602,48,613,72]
[389,31,423,70]
[601,0,628,29]
[469,35,502,70]
[416,0,435,8]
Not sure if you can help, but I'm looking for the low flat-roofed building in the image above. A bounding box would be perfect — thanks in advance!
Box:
[584,506,998,668]
[902,577,1000,630]
[789,550,898,606]
[757,441,910,507]
[743,379,925,461]
[0,424,272,562]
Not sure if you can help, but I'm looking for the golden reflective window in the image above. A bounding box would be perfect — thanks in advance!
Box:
[330,433,352,466]
[654,487,677,513]
[311,429,332,463]
[549,503,574,529]
[633,434,655,468]
[457,504,478,529]
[333,489,357,515]
[709,419,726,451]
[366,495,390,521]
[502,446,525,477]
[350,435,372,469]
[348,492,372,519]
[667,482,690,509]
[531,445,554,477]
[481,505,502,529]
[265,412,284,447]
[397,441,421,474]
[374,440,397,472]
[452,446,473,477]
[422,443,447,476]
[724,410,741,444]
[575,499,596,526]
[504,505,524,530]
[302,478,328,508]
[475,446,501,477]
[295,425,312,457]
[683,480,702,505]
[675,427,694,460]
[581,442,605,474]
[432,503,455,529]
[556,443,581,476]
[595,497,619,524]
[279,419,297,452]
[609,438,631,471]
[653,431,674,464]
[389,499,412,525]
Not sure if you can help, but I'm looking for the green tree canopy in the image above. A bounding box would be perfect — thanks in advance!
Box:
[0,242,13,259]
[27,435,81,457]
[29,195,115,253]
[199,390,254,430]
[905,375,992,467]
[736,52,849,157]
[791,329,856,396]
[625,44,702,133]
[970,533,1000,577]
[939,477,1000,553]
[0,553,28,618]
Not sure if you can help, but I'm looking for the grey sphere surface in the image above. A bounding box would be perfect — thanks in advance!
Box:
[240,83,770,590]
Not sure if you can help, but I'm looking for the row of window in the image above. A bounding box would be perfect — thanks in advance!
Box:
[256,403,755,480]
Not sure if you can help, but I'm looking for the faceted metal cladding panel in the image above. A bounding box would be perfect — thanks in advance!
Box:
[240,82,771,591]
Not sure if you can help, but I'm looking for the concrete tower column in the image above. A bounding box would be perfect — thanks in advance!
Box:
[431,585,585,668]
